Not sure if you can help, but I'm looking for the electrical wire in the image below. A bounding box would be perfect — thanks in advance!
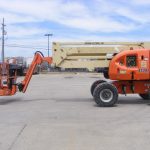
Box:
[0,44,48,50]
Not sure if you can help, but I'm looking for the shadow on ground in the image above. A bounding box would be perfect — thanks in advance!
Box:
[0,98,22,105]
[92,96,150,107]
[0,96,149,106]
[53,98,92,102]
[118,98,150,105]
[0,98,54,105]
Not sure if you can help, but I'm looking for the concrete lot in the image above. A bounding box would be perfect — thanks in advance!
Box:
[0,73,150,150]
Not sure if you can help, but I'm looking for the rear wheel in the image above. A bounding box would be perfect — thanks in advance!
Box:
[93,82,118,107]
[90,80,106,96]
[103,72,109,79]
[139,93,150,100]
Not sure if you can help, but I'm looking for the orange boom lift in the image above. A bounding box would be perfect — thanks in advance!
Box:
[91,49,150,107]
[0,51,52,96]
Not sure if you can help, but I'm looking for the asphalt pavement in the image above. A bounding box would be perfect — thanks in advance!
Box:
[0,73,150,150]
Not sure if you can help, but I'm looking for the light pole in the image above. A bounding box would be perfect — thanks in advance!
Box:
[45,33,53,71]
[45,33,53,57]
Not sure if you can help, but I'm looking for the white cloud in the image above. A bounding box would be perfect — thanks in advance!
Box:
[7,25,49,38]
[0,0,150,57]
[0,0,138,32]
[95,0,150,23]
[132,0,150,4]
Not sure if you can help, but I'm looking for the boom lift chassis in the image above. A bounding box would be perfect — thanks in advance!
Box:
[91,49,150,107]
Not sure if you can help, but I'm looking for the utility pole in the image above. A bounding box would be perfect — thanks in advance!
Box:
[1,18,6,62]
[45,33,53,57]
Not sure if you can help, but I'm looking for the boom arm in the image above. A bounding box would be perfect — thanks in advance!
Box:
[18,51,52,93]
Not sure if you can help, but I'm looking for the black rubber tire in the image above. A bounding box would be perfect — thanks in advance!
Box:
[139,93,150,100]
[90,80,106,96]
[93,82,118,107]
[103,72,109,79]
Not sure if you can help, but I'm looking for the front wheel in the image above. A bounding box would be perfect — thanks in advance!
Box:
[93,82,118,107]
[139,93,150,100]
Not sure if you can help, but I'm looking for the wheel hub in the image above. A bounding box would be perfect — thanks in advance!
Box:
[100,89,113,102]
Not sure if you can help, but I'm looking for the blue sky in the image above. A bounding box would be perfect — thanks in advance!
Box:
[0,0,150,57]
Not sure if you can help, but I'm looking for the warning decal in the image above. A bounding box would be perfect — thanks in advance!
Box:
[141,61,147,68]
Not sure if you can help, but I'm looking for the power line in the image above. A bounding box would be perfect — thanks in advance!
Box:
[6,45,47,50]
[0,44,49,50]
